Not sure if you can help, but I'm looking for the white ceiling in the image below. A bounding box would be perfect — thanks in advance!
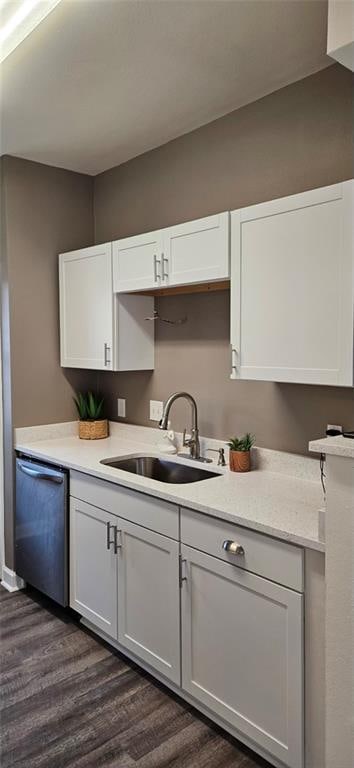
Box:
[0,0,332,176]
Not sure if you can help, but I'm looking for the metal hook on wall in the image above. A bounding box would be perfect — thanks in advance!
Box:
[145,309,187,325]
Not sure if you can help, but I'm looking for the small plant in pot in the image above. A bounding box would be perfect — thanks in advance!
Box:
[74,392,108,440]
[227,433,255,472]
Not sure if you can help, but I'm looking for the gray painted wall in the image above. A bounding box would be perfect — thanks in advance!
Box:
[94,65,354,455]
[1,64,353,566]
[1,156,94,568]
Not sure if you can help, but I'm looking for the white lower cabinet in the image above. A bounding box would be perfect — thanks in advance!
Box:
[180,544,303,768]
[70,498,118,639]
[117,518,180,684]
[69,478,304,768]
[70,492,180,684]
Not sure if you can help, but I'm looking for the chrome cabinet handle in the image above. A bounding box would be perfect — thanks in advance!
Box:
[104,343,111,367]
[106,521,112,550]
[230,345,237,379]
[179,556,187,586]
[223,539,245,556]
[153,254,161,283]
[113,527,122,554]
[162,253,169,281]
[106,523,120,553]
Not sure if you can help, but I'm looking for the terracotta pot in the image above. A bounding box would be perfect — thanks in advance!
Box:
[78,419,109,440]
[229,450,251,472]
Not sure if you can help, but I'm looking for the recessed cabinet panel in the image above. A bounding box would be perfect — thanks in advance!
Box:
[166,212,229,287]
[181,545,303,768]
[113,231,163,292]
[181,506,304,591]
[59,244,154,371]
[117,519,180,684]
[113,213,229,293]
[230,181,354,385]
[70,499,118,639]
[59,244,113,369]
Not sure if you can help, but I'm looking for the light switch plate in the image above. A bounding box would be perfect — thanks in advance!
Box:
[150,400,163,422]
[117,398,126,418]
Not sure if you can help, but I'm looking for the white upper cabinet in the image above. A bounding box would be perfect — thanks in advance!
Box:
[230,181,354,386]
[60,243,114,370]
[327,0,354,71]
[113,230,164,292]
[164,212,229,287]
[59,243,154,371]
[113,212,230,292]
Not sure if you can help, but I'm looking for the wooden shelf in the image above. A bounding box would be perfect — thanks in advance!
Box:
[136,280,230,297]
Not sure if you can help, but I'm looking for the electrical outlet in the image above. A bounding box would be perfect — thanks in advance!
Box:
[150,400,163,422]
[117,398,126,418]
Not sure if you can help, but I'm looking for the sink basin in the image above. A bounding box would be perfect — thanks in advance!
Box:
[100,456,219,484]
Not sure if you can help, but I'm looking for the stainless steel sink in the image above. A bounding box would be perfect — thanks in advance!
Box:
[100,456,219,484]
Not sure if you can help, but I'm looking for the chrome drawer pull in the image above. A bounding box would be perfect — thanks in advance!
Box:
[153,254,161,282]
[162,253,169,281]
[106,522,120,554]
[223,539,245,556]
[104,343,111,367]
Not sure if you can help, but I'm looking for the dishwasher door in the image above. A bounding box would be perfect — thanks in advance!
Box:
[15,457,68,606]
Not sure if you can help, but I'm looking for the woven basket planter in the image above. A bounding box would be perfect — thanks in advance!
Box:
[78,419,109,440]
[229,450,251,473]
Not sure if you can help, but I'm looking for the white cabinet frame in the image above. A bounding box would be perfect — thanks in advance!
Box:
[70,498,118,639]
[113,212,230,293]
[113,230,164,292]
[165,212,230,287]
[59,243,114,370]
[59,244,154,371]
[230,181,354,386]
[117,518,180,684]
[181,544,304,768]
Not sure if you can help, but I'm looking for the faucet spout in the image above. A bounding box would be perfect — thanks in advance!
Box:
[159,392,200,459]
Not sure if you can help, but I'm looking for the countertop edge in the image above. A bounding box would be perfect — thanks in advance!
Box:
[15,441,325,553]
[309,436,354,459]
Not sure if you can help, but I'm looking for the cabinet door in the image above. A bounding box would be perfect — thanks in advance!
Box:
[117,518,180,684]
[113,231,163,292]
[70,498,118,639]
[165,212,229,287]
[59,244,113,369]
[230,181,354,385]
[181,545,303,768]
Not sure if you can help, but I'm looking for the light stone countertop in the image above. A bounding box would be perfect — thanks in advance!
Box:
[309,435,354,459]
[15,422,325,552]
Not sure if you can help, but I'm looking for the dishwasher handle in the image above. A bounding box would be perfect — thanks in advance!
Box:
[18,462,64,484]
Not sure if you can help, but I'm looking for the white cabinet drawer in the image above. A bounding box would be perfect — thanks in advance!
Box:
[70,471,179,540]
[181,507,304,591]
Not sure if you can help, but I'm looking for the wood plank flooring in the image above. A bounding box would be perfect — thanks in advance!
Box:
[0,586,271,768]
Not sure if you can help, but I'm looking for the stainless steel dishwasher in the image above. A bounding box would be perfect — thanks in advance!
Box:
[15,456,69,606]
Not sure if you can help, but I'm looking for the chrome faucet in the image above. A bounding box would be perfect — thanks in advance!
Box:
[159,391,208,461]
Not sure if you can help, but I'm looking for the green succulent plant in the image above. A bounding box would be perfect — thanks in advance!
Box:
[227,433,255,452]
[74,391,105,421]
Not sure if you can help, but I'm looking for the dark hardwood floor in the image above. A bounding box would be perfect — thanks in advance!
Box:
[0,586,271,768]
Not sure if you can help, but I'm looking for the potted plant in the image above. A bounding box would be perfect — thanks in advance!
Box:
[227,433,255,472]
[74,391,108,440]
